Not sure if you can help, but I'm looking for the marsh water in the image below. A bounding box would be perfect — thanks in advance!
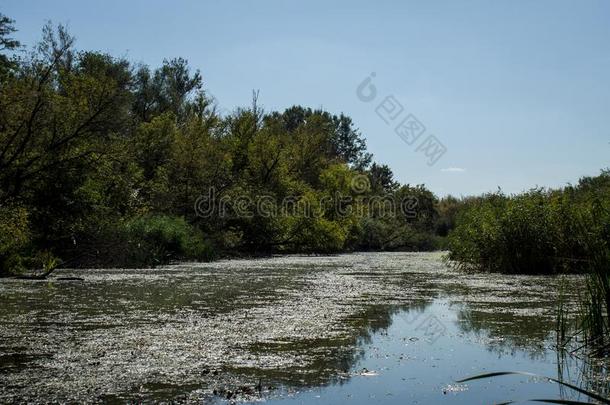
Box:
[0,252,607,404]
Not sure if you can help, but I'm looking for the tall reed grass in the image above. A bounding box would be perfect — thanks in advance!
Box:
[448,171,610,275]
[448,171,610,354]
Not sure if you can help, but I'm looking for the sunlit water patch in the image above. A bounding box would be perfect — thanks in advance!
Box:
[0,252,605,404]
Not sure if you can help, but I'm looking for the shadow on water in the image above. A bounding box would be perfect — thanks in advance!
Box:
[0,252,606,404]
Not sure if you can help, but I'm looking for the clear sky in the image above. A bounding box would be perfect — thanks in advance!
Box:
[4,0,610,196]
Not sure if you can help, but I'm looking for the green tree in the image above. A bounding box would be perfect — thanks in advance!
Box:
[0,13,20,77]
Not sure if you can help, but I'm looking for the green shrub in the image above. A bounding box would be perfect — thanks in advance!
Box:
[288,217,348,253]
[448,171,610,274]
[68,214,216,268]
[123,214,215,266]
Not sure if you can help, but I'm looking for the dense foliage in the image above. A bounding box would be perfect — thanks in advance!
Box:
[448,171,610,274]
[447,172,610,352]
[0,18,446,274]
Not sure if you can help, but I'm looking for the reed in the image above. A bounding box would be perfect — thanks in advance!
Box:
[448,171,610,275]
[579,252,610,354]
[456,371,610,404]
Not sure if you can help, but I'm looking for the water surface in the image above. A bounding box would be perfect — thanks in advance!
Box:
[0,252,604,403]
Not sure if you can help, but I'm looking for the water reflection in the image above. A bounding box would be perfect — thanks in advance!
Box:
[0,252,606,404]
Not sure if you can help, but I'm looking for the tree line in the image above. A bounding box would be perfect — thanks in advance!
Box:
[2,15,607,280]
[448,172,610,274]
[0,16,449,274]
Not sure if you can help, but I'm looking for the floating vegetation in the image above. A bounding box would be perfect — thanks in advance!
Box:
[0,252,600,403]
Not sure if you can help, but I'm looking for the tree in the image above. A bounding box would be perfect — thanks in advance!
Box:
[368,163,398,194]
[278,106,372,169]
[0,23,135,262]
[132,58,202,122]
[0,26,132,203]
[168,108,230,219]
[331,113,372,169]
[0,13,20,77]
[0,15,449,273]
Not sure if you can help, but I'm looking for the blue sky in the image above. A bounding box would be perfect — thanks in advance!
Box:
[4,0,610,196]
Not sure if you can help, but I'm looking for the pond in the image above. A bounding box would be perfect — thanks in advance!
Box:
[0,252,606,404]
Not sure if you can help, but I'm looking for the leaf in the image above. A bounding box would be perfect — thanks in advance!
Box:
[456,371,610,404]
